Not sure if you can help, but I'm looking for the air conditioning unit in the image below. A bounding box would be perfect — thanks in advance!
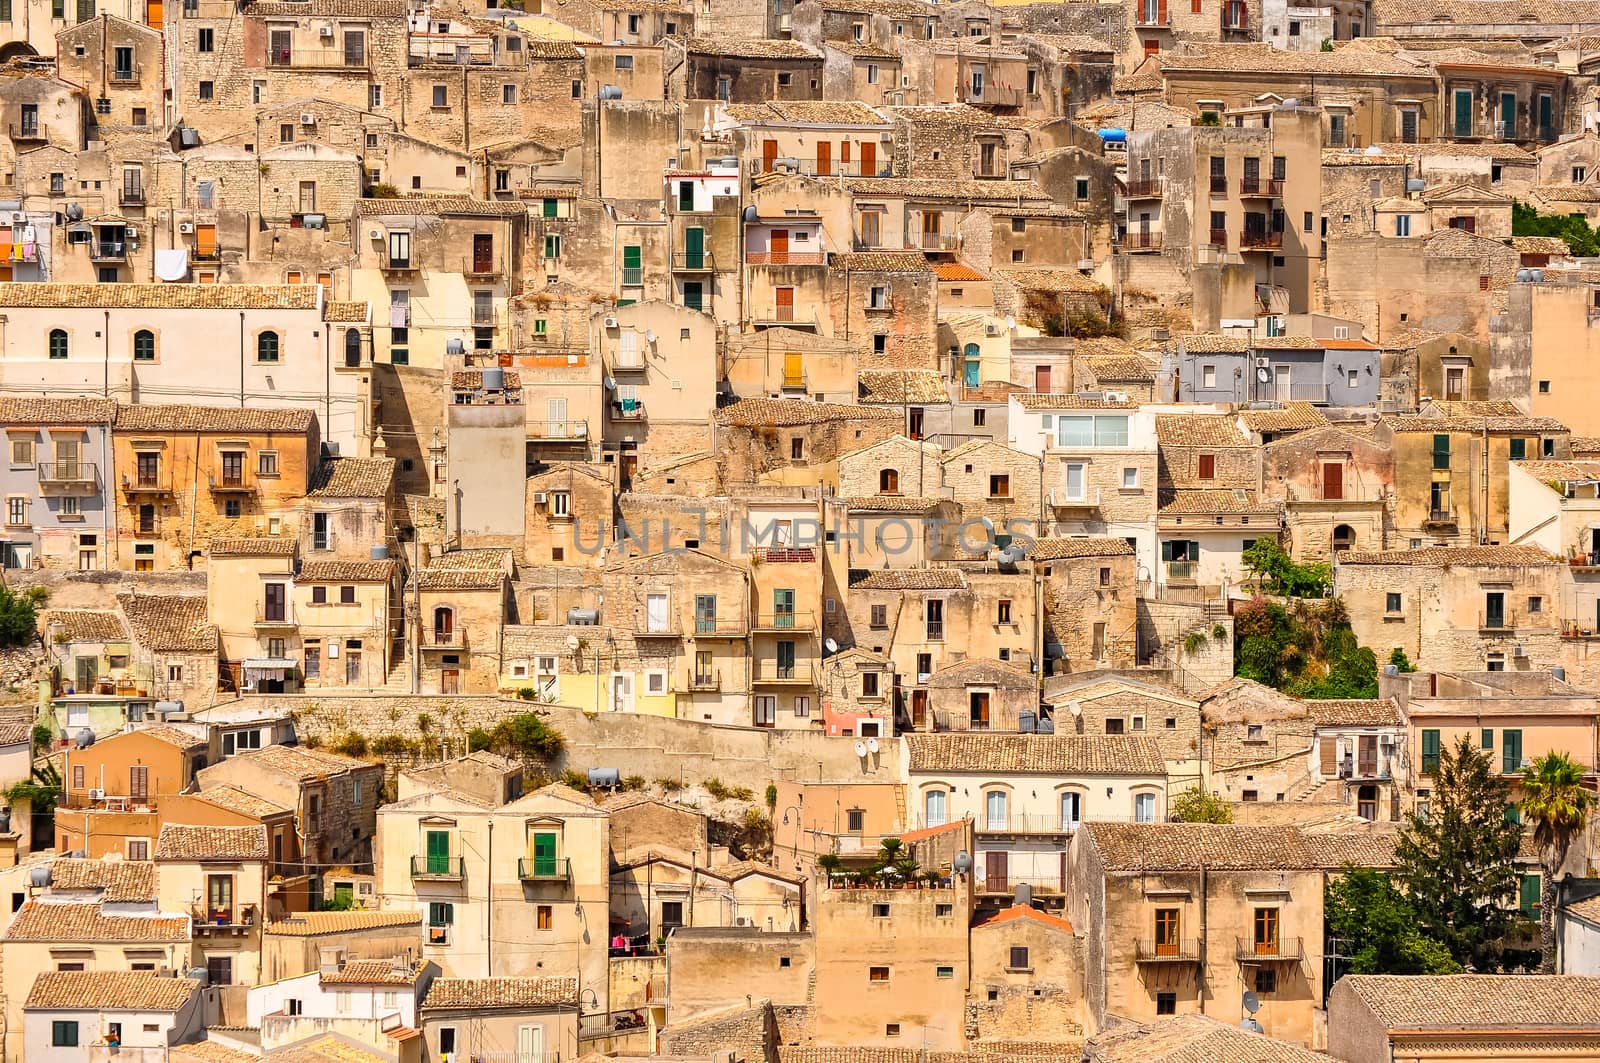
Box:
[533,492,548,504]
[603,316,619,328]
[1513,643,1528,658]
[369,229,381,240]
[984,323,1001,336]
[10,211,24,224]
[301,113,317,126]
[319,22,334,35]
[125,226,138,239]
[1077,258,1095,270]
[1151,327,1170,342]
[178,222,194,234]
[1255,356,1270,368]
[87,789,105,800]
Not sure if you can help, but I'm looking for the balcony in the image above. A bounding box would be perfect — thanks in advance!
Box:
[1133,8,1169,25]
[121,473,173,497]
[637,617,682,638]
[517,856,571,881]
[421,629,470,651]
[1209,176,1228,196]
[1165,560,1197,582]
[689,670,722,691]
[119,185,146,207]
[1207,228,1228,247]
[760,161,891,178]
[673,251,717,272]
[410,855,465,881]
[752,306,819,328]
[254,608,296,630]
[36,462,98,496]
[381,256,418,274]
[1236,937,1304,964]
[909,232,958,252]
[91,241,127,262]
[1136,939,1201,964]
[974,813,1078,835]
[745,251,825,266]
[1422,506,1458,529]
[1049,488,1102,509]
[1479,609,1518,632]
[693,617,748,637]
[462,257,502,279]
[1123,232,1162,252]
[609,399,646,421]
[1125,178,1162,198]
[527,420,590,443]
[267,48,371,71]
[9,123,44,142]
[1240,230,1284,250]
[192,904,257,936]
[110,62,141,84]
[209,474,256,494]
[752,661,816,684]
[753,610,816,632]
[1569,552,1600,573]
[1239,177,1284,197]
[965,84,1024,108]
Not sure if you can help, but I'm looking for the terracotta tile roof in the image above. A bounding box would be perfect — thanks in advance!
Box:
[300,559,395,583]
[356,195,530,216]
[155,824,268,862]
[1238,401,1328,434]
[1086,354,1156,383]
[724,101,888,125]
[1167,333,1250,353]
[321,959,426,986]
[5,902,190,942]
[247,0,406,14]
[858,369,948,404]
[683,36,819,58]
[236,744,373,781]
[429,548,513,571]
[0,284,321,310]
[1083,823,1318,871]
[268,1034,394,1063]
[840,495,949,514]
[842,177,1050,202]
[1022,32,1115,52]
[1566,894,1600,926]
[1323,148,1409,166]
[784,1052,1079,1063]
[117,594,217,653]
[423,976,579,1009]
[1572,436,1600,455]
[520,38,585,58]
[818,0,935,15]
[42,610,127,643]
[1152,41,1432,76]
[0,397,117,424]
[1512,236,1571,254]
[265,910,422,936]
[850,568,967,589]
[1300,830,1399,870]
[208,537,297,557]
[124,724,207,750]
[932,262,989,281]
[1538,183,1600,203]
[49,859,156,903]
[973,905,1074,933]
[1338,545,1559,566]
[997,267,1101,293]
[416,567,505,591]
[1388,414,1569,433]
[1308,697,1402,727]
[452,369,522,390]
[823,38,900,58]
[830,251,934,272]
[323,301,370,323]
[1376,139,1536,161]
[905,734,1166,775]
[196,784,291,819]
[1157,415,1253,447]
[1013,394,1137,409]
[1339,975,1600,1031]
[1029,536,1134,560]
[114,404,316,434]
[715,398,896,427]
[1087,1014,1330,1062]
[1159,489,1280,516]
[309,457,396,498]
[1513,459,1600,482]
[169,1040,261,1063]
[25,971,200,1012]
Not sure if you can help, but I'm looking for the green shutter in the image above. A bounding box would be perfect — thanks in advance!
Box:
[426,830,450,874]
[1421,729,1441,773]
[1433,434,1451,469]
[1521,872,1541,917]
[543,197,558,218]
[1503,729,1523,774]
[533,832,557,877]
[428,901,452,926]
[684,226,704,270]
[1454,89,1473,137]
[622,244,642,286]
[1510,437,1526,460]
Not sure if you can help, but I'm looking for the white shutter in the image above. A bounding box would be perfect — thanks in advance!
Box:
[516,1025,543,1063]
[646,593,669,632]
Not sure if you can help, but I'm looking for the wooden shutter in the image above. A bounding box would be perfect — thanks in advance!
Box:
[1319,737,1337,776]
[1157,0,1168,22]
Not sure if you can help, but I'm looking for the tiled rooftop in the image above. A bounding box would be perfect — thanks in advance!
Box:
[906,734,1166,775]
[155,824,269,862]
[423,976,579,1009]
[25,971,200,1012]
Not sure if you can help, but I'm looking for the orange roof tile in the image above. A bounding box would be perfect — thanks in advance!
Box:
[973,904,1074,933]
[933,262,988,282]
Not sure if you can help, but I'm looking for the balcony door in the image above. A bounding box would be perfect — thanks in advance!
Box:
[984,850,1007,893]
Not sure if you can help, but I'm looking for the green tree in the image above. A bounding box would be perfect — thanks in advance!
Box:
[0,585,43,648]
[1520,751,1596,972]
[1325,867,1460,975]
[1242,538,1330,598]
[1388,647,1417,673]
[488,712,565,761]
[1168,787,1233,823]
[1395,736,1523,966]
[1513,201,1600,256]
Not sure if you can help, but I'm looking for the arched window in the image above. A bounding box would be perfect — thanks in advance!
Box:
[924,788,947,827]
[48,329,67,360]
[133,330,155,362]
[1061,790,1082,831]
[343,328,362,368]
[983,789,1008,830]
[879,468,899,494]
[257,331,280,363]
[1332,524,1355,553]
[433,606,454,641]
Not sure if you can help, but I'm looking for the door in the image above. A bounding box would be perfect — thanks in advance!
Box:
[1446,367,1464,400]
[1402,108,1418,143]
[985,789,1007,829]
[516,1024,544,1063]
[1357,784,1378,821]
[969,691,990,728]
[1319,736,1338,776]
[646,592,669,632]
[1034,365,1051,393]
[816,140,831,176]
[130,765,149,803]
[611,674,633,713]
[440,668,460,694]
[694,594,717,633]
[533,832,557,876]
[1273,364,1291,401]
[911,690,928,730]
[963,343,981,387]
[264,583,286,623]
[75,655,97,692]
[1155,909,1179,955]
[1254,908,1279,955]
[427,830,450,874]
[434,607,453,641]
[1500,92,1515,136]
[924,788,947,827]
[146,0,161,25]
[922,211,941,249]
[762,139,779,173]
[773,588,795,627]
[1061,791,1081,831]
[546,397,568,438]
[984,850,1008,893]
[770,228,789,261]
[783,352,804,389]
[1485,592,1505,629]
[1358,735,1378,776]
[860,140,876,177]
[270,28,291,63]
[683,226,704,269]
[343,29,365,65]
[1453,89,1473,137]
[775,287,794,322]
[473,234,493,273]
[345,648,361,684]
[1322,462,1344,500]
[776,640,796,679]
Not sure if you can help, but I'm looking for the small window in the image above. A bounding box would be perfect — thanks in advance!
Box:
[432,85,448,108]
[869,966,890,982]
[1074,177,1089,199]
[872,903,890,917]
[1122,467,1139,489]
[615,54,634,70]
[199,81,213,100]
[48,329,67,360]
[1247,724,1264,741]
[847,809,865,832]
[1008,946,1030,969]
[989,473,1010,498]
[1386,592,1402,613]
[885,1024,901,1036]
[935,904,953,916]
[1156,992,1176,1015]
[936,965,954,978]
[537,905,552,929]
[257,331,280,363]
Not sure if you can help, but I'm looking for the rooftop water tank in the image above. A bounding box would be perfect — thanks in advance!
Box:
[482,366,505,390]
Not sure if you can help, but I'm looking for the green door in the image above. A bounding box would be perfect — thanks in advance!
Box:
[533,832,557,877]
[776,640,796,679]
[426,829,450,874]
[622,244,642,286]
[1521,872,1541,917]
[1502,728,1522,774]
[1421,729,1441,774]
[774,589,795,627]
[684,227,704,270]
[1454,89,1473,137]
[1500,92,1515,136]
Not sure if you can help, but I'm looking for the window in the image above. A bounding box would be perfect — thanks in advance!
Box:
[872,903,890,918]
[544,234,561,260]
[259,452,278,476]
[1432,433,1451,469]
[1156,992,1176,1015]
[48,329,67,360]
[1256,969,1278,994]
[432,85,448,108]
[1395,214,1411,237]
[870,605,887,628]
[879,468,899,493]
[1421,728,1440,773]
[1386,592,1402,614]
[847,809,865,832]
[862,672,879,697]
[52,1021,78,1047]
[989,473,1010,497]
[615,54,634,70]
[502,84,517,104]
[257,331,280,363]
[199,81,213,100]
[5,497,25,526]
[1197,454,1215,479]
[868,966,890,982]
[1135,792,1156,822]
[198,26,214,50]
[1202,364,1216,388]
[9,439,29,466]
[936,965,954,978]
[997,599,1012,624]
[1075,176,1089,199]
[537,905,553,929]
[885,1024,901,1037]
[132,329,156,362]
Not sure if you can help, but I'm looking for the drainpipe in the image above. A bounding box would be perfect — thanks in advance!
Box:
[1198,861,1208,1015]
[102,310,110,398]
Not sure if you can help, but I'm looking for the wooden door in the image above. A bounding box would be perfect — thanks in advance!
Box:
[146,0,162,26]
[1359,735,1378,776]
[435,607,453,639]
[472,234,493,273]
[1322,462,1343,500]
[783,352,803,388]
[441,669,461,695]
[129,765,148,802]
[775,287,794,322]
[264,583,286,622]
[816,140,831,176]
[984,850,1007,894]
[860,140,876,177]
[1034,365,1051,393]
[1319,737,1337,776]
[911,690,927,729]
[970,691,990,728]
[771,228,790,259]
[762,139,778,172]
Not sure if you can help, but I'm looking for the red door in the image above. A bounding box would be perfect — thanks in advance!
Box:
[771,228,789,264]
[775,287,794,322]
[762,139,778,173]
[1035,365,1052,393]
[984,851,1008,893]
[816,141,831,176]
[860,141,877,177]
[472,234,493,273]
[1322,463,1344,500]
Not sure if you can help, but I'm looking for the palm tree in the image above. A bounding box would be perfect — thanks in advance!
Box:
[1520,751,1597,972]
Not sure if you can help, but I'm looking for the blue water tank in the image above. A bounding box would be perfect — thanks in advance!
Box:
[1097,128,1127,143]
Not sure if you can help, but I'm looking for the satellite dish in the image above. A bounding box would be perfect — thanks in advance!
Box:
[645,329,657,344]
[604,376,617,390]
[1256,367,1271,383]
[854,741,868,758]
[1240,1017,1264,1033]
[74,728,96,749]
[953,850,973,873]
[1243,990,1261,1014]
[565,635,581,652]
[1004,315,1016,330]
[866,737,879,754]
[1068,701,1082,717]
[980,516,995,534]
[824,637,839,653]
[64,203,83,221]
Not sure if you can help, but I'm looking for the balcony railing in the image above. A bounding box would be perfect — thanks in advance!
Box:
[1240,230,1284,250]
[1239,177,1284,197]
[1136,939,1201,963]
[1123,232,1162,252]
[121,473,172,496]
[745,251,825,266]
[37,462,98,494]
[267,48,371,70]
[1125,178,1162,198]
[761,161,892,178]
[1207,227,1228,247]
[974,813,1079,834]
[382,256,417,272]
[1166,560,1197,581]
[91,241,127,261]
[910,233,958,251]
[753,610,815,631]
[9,123,44,141]
[693,617,748,636]
[752,661,816,683]
[673,251,717,271]
[966,84,1023,108]
[1479,609,1518,632]
[1133,8,1169,25]
[527,420,590,442]
[1049,488,1102,508]
[752,306,819,327]
[462,257,502,278]
[421,629,470,650]
[119,185,145,206]
[1236,937,1304,963]
[411,855,465,880]
[689,670,721,691]
[517,856,571,881]
[609,400,646,421]
[192,904,257,934]
[1424,506,1458,527]
[254,607,296,628]
[110,62,141,84]
[1209,176,1228,195]
[209,474,255,494]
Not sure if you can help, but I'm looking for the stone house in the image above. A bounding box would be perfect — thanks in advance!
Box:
[923,658,1037,734]
[55,16,164,134]
[526,462,613,568]
[261,910,423,982]
[1261,423,1392,563]
[1198,677,1320,802]
[295,558,399,690]
[1043,675,1204,787]
[415,553,509,695]
[968,906,1084,1049]
[1335,545,1567,672]
[939,440,1043,545]
[713,398,900,488]
[1306,696,1408,822]
[856,369,952,444]
[595,300,719,469]
[420,977,582,1063]
[302,456,397,563]
[54,724,213,859]
[0,395,117,570]
[1496,275,1600,437]
[205,537,300,694]
[401,32,583,152]
[664,37,825,102]
[724,327,861,405]
[610,854,804,939]
[818,646,895,737]
[154,823,270,987]
[115,593,220,706]
[1033,537,1139,674]
[1065,822,1327,1046]
[22,972,205,1063]
[838,434,944,501]
[826,251,940,370]
[1509,461,1600,676]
